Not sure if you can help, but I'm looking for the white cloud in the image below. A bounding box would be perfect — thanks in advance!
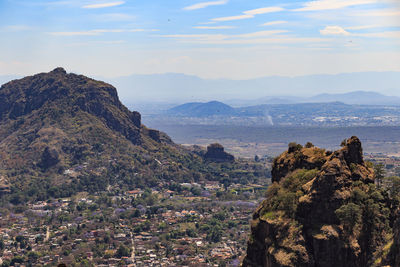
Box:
[244,7,284,15]
[66,40,126,47]
[356,9,400,17]
[183,0,228,11]
[194,26,235,29]
[181,37,330,45]
[94,13,135,22]
[82,1,125,9]
[354,31,400,38]
[197,21,217,25]
[50,31,99,36]
[319,26,400,38]
[161,30,287,41]
[261,21,288,26]
[295,0,377,11]
[159,30,329,46]
[345,25,379,30]
[212,14,254,22]
[49,29,158,36]
[320,26,350,36]
[159,34,226,41]
[212,6,283,21]
[236,30,289,38]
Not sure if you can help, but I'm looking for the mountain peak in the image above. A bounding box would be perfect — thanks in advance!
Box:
[50,67,67,75]
[0,69,206,203]
[0,68,141,142]
[168,101,234,117]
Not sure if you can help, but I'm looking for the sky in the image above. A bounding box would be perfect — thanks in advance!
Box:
[0,0,400,79]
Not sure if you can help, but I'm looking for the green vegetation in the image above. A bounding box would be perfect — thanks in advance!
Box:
[262,169,318,219]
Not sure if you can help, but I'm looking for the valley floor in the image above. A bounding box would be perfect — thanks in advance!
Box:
[145,124,400,157]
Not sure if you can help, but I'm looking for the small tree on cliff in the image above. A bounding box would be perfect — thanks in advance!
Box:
[305,142,314,148]
[374,163,385,188]
[335,203,362,234]
[288,142,302,153]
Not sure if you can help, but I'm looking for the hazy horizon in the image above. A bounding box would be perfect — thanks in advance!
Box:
[1,0,399,81]
[2,70,400,105]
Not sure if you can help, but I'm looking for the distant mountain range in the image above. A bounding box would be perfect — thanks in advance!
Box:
[142,98,400,127]
[166,96,400,118]
[251,91,400,106]
[107,72,400,106]
[3,72,398,109]
[3,72,399,110]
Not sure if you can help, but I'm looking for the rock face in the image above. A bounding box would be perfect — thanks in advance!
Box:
[243,137,394,267]
[204,143,234,163]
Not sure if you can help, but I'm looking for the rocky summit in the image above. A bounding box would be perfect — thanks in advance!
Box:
[0,68,208,203]
[204,143,234,163]
[243,137,398,267]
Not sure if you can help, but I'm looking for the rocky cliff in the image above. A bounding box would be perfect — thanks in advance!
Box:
[243,137,396,267]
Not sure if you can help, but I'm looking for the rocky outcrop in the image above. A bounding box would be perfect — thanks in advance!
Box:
[271,143,328,183]
[204,143,234,163]
[243,137,392,267]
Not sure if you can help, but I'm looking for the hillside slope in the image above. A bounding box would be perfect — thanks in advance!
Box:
[0,68,210,203]
[243,137,398,267]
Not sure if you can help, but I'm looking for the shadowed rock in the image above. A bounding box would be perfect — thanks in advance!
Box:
[204,143,234,163]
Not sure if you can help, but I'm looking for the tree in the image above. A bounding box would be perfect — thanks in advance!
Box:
[207,226,222,243]
[374,163,386,188]
[305,142,314,148]
[288,142,302,153]
[191,186,202,196]
[186,228,197,237]
[335,203,362,234]
[27,251,40,263]
[116,244,130,258]
[386,176,400,196]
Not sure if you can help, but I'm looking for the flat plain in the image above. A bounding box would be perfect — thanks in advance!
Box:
[144,124,400,157]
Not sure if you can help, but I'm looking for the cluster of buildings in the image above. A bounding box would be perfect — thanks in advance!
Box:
[0,180,267,266]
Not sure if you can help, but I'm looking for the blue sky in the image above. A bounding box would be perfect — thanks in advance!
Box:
[0,0,399,79]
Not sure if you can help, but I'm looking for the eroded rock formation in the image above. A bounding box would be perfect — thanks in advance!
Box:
[204,143,234,163]
[243,137,394,267]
